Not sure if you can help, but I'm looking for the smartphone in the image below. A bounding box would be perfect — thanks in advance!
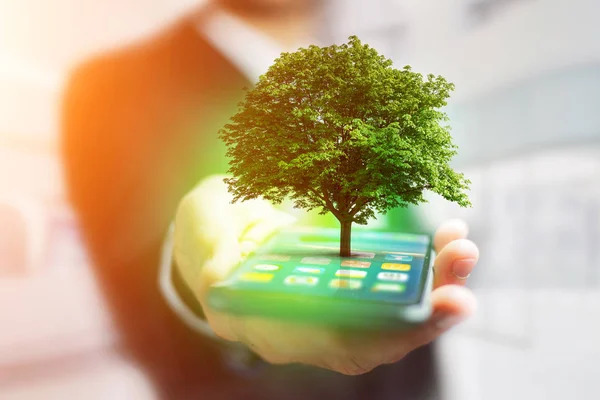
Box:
[208,227,434,329]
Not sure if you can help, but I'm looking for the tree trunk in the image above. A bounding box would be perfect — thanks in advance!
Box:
[340,220,352,257]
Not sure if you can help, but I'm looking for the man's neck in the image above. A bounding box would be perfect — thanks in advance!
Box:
[200,1,320,49]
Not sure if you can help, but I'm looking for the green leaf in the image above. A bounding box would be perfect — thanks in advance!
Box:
[218,35,470,234]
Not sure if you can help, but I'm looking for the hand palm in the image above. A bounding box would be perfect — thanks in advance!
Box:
[174,176,478,375]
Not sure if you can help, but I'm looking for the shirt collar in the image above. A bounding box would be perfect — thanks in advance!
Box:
[197,9,312,83]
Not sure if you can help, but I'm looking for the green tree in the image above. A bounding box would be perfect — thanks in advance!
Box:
[220,36,470,257]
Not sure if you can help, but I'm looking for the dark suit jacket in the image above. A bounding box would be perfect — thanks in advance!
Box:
[62,15,438,400]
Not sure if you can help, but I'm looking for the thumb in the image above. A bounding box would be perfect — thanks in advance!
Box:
[197,227,243,300]
[198,209,296,299]
[240,208,297,253]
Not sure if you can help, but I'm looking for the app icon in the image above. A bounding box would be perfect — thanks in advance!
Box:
[371,283,406,292]
[340,260,371,268]
[301,257,331,265]
[384,254,413,262]
[377,272,409,282]
[351,251,375,259]
[240,272,274,283]
[294,266,325,275]
[381,263,411,271]
[259,254,291,262]
[335,269,367,279]
[329,279,362,289]
[284,275,319,286]
[253,264,281,272]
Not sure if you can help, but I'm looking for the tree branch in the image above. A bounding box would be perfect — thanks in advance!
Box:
[297,184,342,219]
[305,186,326,203]
[349,197,369,216]
[321,186,342,220]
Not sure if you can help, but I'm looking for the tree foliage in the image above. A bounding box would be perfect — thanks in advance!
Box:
[220,36,470,238]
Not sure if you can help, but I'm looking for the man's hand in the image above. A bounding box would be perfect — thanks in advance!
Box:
[174,175,479,375]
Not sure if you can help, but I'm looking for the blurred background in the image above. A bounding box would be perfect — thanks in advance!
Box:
[1,0,599,398]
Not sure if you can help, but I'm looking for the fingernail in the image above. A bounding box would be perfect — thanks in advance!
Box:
[451,259,475,280]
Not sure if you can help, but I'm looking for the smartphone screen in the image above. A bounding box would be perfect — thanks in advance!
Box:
[225,227,432,305]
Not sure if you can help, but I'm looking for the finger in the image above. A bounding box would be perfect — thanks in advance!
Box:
[383,285,477,362]
[198,211,294,341]
[240,209,296,254]
[197,236,246,342]
[434,218,469,254]
[173,188,238,291]
[200,208,295,295]
[186,175,272,239]
[197,232,243,299]
[433,239,479,288]
[406,285,476,347]
[233,198,279,232]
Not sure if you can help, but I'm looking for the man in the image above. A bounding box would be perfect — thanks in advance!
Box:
[62,0,478,398]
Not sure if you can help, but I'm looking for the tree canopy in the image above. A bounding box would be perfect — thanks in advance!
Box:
[219,36,470,256]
